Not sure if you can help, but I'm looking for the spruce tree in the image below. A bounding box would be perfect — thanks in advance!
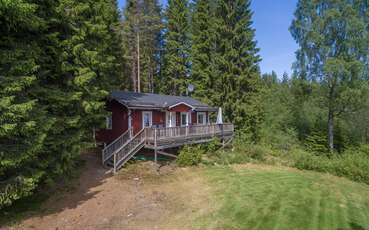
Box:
[39,0,124,178]
[0,0,124,208]
[160,0,191,95]
[0,0,52,208]
[191,0,217,104]
[213,0,262,139]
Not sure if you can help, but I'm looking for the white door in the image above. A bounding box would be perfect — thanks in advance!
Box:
[166,112,176,127]
[142,111,152,128]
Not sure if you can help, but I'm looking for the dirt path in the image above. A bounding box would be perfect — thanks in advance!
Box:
[3,151,213,230]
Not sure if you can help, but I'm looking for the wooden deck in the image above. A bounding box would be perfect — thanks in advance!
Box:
[103,123,234,172]
[144,124,234,149]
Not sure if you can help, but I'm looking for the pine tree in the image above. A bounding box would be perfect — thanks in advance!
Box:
[213,0,262,139]
[121,0,162,93]
[160,0,191,95]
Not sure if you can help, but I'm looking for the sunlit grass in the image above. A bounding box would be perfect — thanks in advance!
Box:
[196,165,369,230]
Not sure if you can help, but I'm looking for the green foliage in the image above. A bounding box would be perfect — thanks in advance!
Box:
[290,0,369,151]
[0,0,51,209]
[0,0,123,209]
[176,145,204,167]
[293,145,369,185]
[305,130,329,154]
[202,138,221,154]
[212,0,263,140]
[160,0,191,95]
[190,0,217,105]
[121,0,163,92]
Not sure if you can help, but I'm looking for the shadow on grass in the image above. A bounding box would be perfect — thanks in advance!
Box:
[0,149,110,228]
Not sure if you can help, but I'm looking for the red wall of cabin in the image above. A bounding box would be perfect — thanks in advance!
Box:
[169,104,192,112]
[132,110,141,135]
[96,101,212,144]
[153,111,165,127]
[132,110,166,135]
[96,100,128,144]
[191,112,197,124]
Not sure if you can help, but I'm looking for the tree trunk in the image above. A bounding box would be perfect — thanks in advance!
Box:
[328,105,334,152]
[132,55,137,92]
[137,31,140,93]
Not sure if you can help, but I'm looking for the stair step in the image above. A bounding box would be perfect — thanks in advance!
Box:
[102,129,146,172]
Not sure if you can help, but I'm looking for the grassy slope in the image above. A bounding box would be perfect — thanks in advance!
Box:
[196,165,369,230]
[2,163,369,230]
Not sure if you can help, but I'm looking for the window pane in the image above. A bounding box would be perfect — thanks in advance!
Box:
[198,113,205,125]
[106,115,112,129]
[198,114,203,124]
[181,114,187,125]
[171,112,176,127]
[143,112,151,127]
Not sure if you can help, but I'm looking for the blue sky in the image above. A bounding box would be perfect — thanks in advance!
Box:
[117,0,299,77]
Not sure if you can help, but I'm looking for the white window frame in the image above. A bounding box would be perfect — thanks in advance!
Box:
[180,112,189,127]
[128,109,132,130]
[142,111,153,128]
[197,112,206,125]
[106,113,112,130]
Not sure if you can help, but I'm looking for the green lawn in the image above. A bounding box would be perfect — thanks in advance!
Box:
[196,165,369,230]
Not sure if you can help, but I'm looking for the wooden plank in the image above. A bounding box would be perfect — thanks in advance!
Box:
[157,151,177,158]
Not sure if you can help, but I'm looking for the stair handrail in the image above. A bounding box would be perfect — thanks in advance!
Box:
[113,128,146,172]
[102,127,132,164]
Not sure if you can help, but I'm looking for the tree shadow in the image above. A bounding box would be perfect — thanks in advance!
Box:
[0,149,111,228]
[349,222,365,230]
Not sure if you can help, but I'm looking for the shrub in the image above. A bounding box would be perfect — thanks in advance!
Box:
[176,145,204,167]
[202,138,221,154]
[293,145,369,185]
[209,143,271,165]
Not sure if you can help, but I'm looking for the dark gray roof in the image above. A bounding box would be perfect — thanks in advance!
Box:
[110,91,216,111]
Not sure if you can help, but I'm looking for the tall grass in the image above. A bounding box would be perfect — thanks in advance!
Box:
[206,132,369,185]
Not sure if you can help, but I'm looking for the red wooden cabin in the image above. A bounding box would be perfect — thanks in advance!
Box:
[96,91,234,172]
[96,91,217,145]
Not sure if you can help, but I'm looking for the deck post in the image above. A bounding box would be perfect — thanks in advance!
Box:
[113,153,117,174]
[154,128,157,163]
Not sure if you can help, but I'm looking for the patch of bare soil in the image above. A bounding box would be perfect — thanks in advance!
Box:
[3,152,214,230]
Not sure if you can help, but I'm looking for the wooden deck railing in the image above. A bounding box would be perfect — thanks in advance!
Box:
[104,124,234,171]
[145,123,234,141]
[102,127,132,164]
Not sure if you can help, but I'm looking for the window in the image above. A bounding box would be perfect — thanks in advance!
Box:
[142,111,152,128]
[197,112,206,125]
[181,112,188,127]
[106,113,112,129]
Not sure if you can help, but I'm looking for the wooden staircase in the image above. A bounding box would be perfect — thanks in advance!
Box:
[102,128,146,173]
